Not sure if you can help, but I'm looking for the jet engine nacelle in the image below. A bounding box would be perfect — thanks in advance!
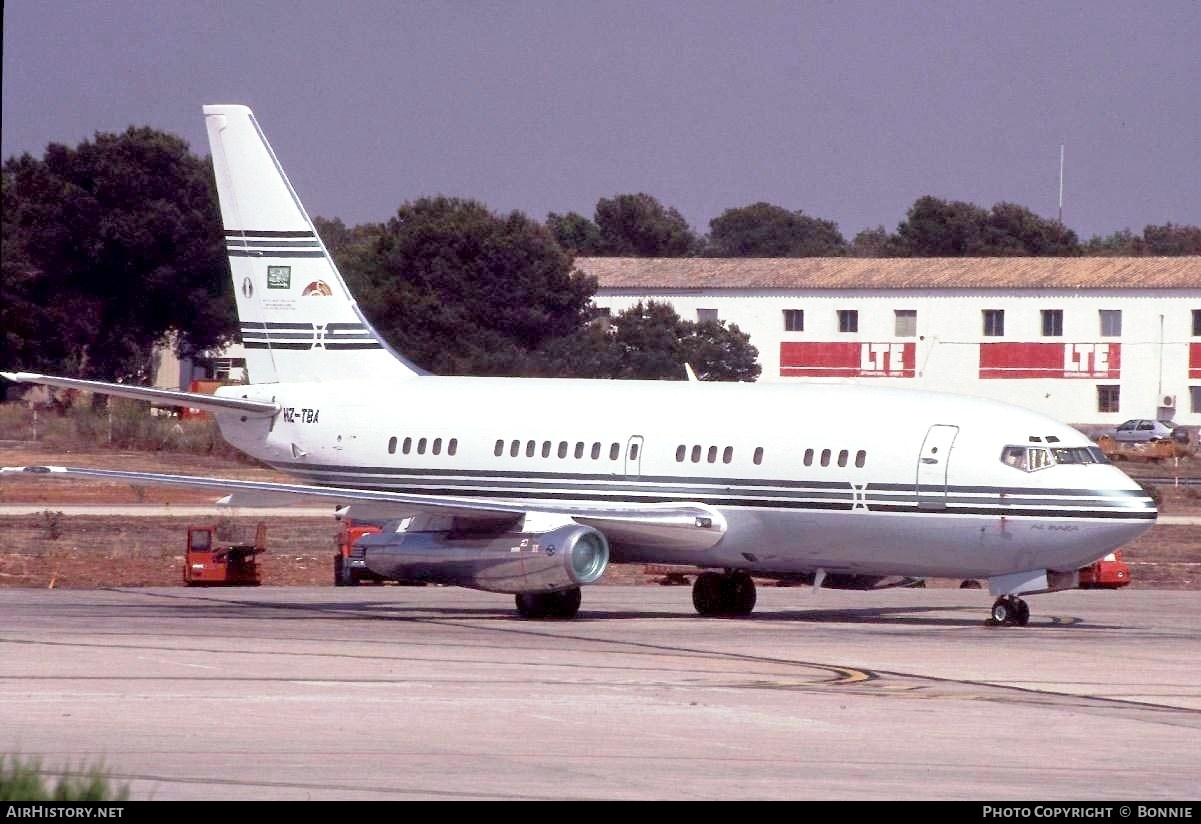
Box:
[350,523,610,594]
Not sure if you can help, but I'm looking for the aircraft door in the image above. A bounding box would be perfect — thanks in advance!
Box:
[916,424,959,510]
[625,436,645,478]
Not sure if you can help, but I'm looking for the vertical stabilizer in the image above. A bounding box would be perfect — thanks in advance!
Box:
[203,105,422,383]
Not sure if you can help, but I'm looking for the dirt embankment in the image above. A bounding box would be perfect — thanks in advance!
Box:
[1,444,1198,590]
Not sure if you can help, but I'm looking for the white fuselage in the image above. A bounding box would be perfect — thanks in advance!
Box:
[216,376,1156,580]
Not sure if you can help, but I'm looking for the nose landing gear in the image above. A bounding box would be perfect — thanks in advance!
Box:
[989,595,1030,626]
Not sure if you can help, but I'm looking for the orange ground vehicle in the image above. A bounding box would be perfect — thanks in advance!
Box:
[183,523,266,586]
[333,520,383,586]
[1077,550,1132,589]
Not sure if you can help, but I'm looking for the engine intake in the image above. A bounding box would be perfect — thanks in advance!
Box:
[351,523,609,594]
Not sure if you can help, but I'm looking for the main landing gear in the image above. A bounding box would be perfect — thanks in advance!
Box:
[989,595,1030,627]
[692,571,756,617]
[515,587,582,619]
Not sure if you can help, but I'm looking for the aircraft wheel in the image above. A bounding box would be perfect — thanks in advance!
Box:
[725,572,757,616]
[516,588,581,620]
[990,595,1028,626]
[692,572,726,616]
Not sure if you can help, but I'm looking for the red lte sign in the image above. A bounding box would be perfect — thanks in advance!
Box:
[979,342,1121,379]
[780,342,915,378]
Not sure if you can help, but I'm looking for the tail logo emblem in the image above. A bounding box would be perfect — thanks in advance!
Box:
[302,280,333,297]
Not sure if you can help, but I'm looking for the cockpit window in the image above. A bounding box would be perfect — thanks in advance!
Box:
[1001,445,1108,471]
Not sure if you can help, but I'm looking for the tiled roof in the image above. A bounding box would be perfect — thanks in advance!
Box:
[577,256,1201,290]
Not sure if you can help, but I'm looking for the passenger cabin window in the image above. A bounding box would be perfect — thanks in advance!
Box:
[837,449,848,467]
[542,441,552,458]
[983,309,1005,337]
[388,436,397,455]
[417,437,427,455]
[494,439,504,457]
[691,445,702,463]
[575,442,585,459]
[403,437,413,455]
[448,439,458,456]
[820,448,831,467]
[558,441,568,459]
[432,438,442,455]
[722,446,733,464]
[855,450,866,468]
[629,443,640,461]
[591,442,601,460]
[676,444,686,462]
[803,448,814,467]
[753,447,764,465]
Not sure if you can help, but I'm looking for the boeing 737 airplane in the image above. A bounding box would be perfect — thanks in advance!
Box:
[1,105,1158,624]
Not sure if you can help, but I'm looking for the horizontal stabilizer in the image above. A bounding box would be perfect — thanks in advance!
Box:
[1,372,279,418]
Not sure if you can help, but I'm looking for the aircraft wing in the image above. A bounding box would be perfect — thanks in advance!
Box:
[0,465,727,551]
[1,372,278,418]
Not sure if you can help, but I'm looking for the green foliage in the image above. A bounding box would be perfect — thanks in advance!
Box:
[546,211,605,256]
[593,193,699,257]
[339,196,596,375]
[0,755,129,802]
[885,196,1079,257]
[706,202,847,257]
[40,510,63,540]
[2,127,235,383]
[533,302,760,381]
[1084,223,1201,256]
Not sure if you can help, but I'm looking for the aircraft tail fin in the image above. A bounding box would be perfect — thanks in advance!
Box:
[203,105,423,384]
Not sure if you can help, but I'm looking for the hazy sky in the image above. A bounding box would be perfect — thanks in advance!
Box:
[3,1,1198,241]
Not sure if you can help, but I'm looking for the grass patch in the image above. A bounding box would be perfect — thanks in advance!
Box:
[0,755,130,802]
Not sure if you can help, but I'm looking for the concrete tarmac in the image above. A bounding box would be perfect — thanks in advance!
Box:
[1,585,1198,800]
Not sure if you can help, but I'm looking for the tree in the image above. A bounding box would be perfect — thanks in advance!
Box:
[707,202,846,257]
[849,225,889,257]
[2,128,234,383]
[347,196,596,375]
[888,195,1079,256]
[1085,223,1201,256]
[532,301,760,381]
[546,211,604,256]
[593,193,699,256]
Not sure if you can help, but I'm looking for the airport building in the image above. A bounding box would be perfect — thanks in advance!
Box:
[580,256,1201,427]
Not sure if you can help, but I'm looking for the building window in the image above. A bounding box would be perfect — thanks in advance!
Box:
[1098,385,1120,414]
[838,310,858,333]
[697,308,719,324]
[1192,387,1201,413]
[783,309,804,332]
[1193,310,1201,336]
[1099,310,1122,337]
[1042,309,1063,337]
[894,310,916,337]
[982,309,1005,337]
